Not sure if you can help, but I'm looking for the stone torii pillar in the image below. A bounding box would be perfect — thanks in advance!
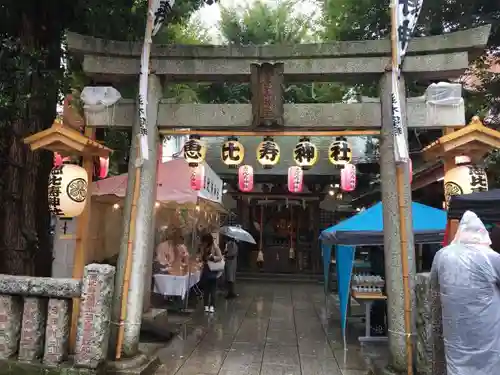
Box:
[379,71,416,373]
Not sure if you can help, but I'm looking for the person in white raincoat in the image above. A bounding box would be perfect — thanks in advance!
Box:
[430,211,500,375]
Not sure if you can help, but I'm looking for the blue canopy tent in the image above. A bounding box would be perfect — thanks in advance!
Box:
[319,201,446,347]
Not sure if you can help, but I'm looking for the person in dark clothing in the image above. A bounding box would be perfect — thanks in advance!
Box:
[199,234,222,313]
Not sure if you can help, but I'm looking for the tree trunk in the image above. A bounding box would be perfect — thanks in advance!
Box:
[0,3,63,276]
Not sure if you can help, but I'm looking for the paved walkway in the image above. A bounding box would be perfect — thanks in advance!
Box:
[148,282,378,375]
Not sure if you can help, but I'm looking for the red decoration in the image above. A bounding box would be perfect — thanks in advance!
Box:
[238,165,254,192]
[99,157,109,179]
[287,166,303,193]
[190,164,205,191]
[340,163,357,192]
[53,152,70,167]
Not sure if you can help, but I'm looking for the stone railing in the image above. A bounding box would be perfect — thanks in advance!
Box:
[415,272,446,375]
[0,264,115,373]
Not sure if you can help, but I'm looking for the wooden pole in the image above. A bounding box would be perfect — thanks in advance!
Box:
[69,127,95,353]
[115,144,142,360]
[160,129,380,137]
[390,1,413,374]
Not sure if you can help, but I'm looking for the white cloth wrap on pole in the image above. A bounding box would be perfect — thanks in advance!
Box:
[391,0,424,164]
[137,6,156,161]
[391,70,409,163]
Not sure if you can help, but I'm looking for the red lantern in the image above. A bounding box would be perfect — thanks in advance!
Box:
[287,166,303,193]
[99,157,109,179]
[190,164,205,191]
[340,164,357,192]
[238,165,254,192]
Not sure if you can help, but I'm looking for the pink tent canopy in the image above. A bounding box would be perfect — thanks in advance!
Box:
[92,159,223,205]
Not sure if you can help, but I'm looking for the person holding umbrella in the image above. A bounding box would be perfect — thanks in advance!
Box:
[224,238,239,299]
[220,225,256,299]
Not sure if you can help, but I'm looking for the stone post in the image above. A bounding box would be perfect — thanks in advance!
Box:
[75,264,115,369]
[0,296,22,359]
[109,103,140,359]
[379,71,417,372]
[44,298,71,365]
[18,297,47,361]
[415,272,446,375]
[122,74,162,356]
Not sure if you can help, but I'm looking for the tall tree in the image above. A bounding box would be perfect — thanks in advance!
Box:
[199,0,347,104]
[0,0,209,276]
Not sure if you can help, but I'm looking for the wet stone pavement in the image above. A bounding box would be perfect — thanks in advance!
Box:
[144,282,383,375]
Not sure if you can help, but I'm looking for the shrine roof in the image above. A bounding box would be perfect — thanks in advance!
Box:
[23,119,112,158]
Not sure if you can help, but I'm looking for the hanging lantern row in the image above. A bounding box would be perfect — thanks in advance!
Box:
[48,164,89,218]
[185,135,353,171]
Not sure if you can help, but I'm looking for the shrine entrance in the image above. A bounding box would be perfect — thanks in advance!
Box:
[65,26,489,371]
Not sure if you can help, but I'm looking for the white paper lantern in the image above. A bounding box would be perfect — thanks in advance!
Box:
[444,164,488,205]
[48,164,88,218]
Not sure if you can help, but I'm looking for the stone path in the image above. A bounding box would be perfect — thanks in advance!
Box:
[149,282,376,375]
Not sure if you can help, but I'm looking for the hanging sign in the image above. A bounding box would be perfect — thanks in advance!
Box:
[183,135,206,167]
[395,0,424,68]
[287,166,303,193]
[340,164,357,192]
[152,0,175,36]
[48,164,88,218]
[391,72,409,163]
[198,163,223,203]
[444,164,488,206]
[221,137,245,167]
[238,165,254,192]
[328,138,352,166]
[293,137,318,170]
[256,137,280,168]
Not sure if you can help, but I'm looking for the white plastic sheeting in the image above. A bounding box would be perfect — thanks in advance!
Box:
[431,211,500,375]
[81,86,122,126]
[426,82,465,127]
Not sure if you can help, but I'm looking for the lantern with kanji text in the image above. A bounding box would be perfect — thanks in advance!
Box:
[48,164,88,218]
[340,163,357,192]
[329,137,352,166]
[183,135,206,167]
[293,137,318,170]
[256,136,280,169]
[190,164,205,191]
[287,166,303,193]
[221,137,245,168]
[444,162,488,206]
[238,165,254,192]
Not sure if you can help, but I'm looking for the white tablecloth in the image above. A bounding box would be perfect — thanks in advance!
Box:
[153,271,201,298]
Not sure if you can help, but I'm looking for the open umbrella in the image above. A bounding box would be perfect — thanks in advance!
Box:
[220,226,256,244]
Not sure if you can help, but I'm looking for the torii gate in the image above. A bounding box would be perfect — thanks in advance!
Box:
[66,25,490,373]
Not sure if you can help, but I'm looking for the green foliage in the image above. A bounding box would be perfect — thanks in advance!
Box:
[220,0,316,45]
